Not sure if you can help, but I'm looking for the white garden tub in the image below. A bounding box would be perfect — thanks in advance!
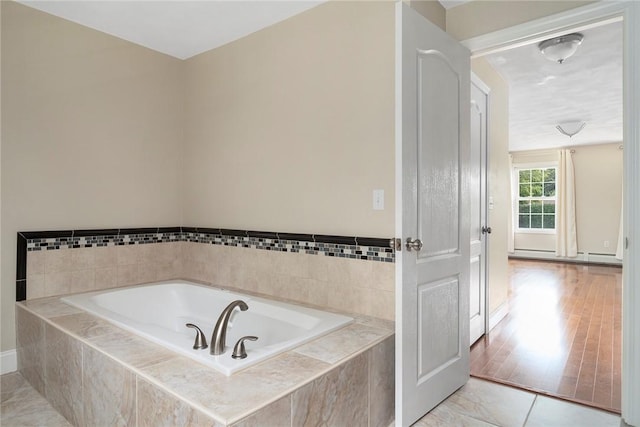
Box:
[61,280,353,375]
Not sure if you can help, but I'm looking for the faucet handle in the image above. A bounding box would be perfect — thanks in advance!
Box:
[186,323,208,350]
[232,336,258,359]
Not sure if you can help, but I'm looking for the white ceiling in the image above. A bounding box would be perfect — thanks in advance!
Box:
[18,0,471,59]
[18,1,323,60]
[485,20,623,152]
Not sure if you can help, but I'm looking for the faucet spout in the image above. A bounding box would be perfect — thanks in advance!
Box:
[210,300,248,355]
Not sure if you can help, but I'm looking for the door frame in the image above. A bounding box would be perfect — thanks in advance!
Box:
[460,2,640,425]
[470,72,491,344]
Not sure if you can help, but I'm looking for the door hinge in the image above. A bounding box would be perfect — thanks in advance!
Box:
[390,238,402,251]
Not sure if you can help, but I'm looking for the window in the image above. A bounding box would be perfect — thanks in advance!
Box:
[517,167,556,231]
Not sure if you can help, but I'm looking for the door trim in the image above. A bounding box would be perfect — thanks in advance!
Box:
[462,2,626,57]
[470,72,490,342]
[460,3,640,425]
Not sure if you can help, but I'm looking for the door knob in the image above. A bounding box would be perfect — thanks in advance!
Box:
[406,238,423,252]
[482,226,492,234]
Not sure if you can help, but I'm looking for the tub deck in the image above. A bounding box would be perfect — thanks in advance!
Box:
[60,281,355,376]
[16,287,395,426]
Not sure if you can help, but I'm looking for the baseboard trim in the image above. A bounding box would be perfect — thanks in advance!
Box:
[489,302,509,331]
[509,250,622,266]
[1,349,17,375]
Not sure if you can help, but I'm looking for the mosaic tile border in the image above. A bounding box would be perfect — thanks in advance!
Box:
[24,232,183,251]
[182,231,393,262]
[16,227,395,301]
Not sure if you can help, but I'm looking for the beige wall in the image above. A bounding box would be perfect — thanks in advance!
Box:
[0,0,3,356]
[1,0,599,356]
[1,2,184,351]
[471,58,510,315]
[511,144,623,255]
[182,1,395,237]
[446,1,596,41]
[408,0,446,30]
[575,144,623,253]
[1,1,396,354]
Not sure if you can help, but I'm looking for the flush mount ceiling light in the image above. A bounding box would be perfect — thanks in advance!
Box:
[556,121,586,138]
[538,33,584,64]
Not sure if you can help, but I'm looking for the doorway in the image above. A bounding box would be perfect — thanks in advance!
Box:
[469,17,623,412]
[458,2,636,421]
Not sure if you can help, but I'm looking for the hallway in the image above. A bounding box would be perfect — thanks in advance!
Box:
[470,259,622,413]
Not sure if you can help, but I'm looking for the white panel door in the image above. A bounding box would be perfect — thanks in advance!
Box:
[395,3,470,426]
[469,75,489,345]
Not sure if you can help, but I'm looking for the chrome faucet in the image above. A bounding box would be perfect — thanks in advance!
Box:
[210,300,248,355]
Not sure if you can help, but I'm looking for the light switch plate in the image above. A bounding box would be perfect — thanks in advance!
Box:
[373,189,384,210]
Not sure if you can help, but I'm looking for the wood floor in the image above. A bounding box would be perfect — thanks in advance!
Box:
[470,259,622,413]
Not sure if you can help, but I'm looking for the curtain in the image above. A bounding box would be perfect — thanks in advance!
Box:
[616,193,624,260]
[507,154,515,253]
[556,149,578,257]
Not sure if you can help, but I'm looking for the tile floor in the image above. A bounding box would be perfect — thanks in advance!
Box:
[414,378,624,427]
[1,371,625,427]
[1,371,70,426]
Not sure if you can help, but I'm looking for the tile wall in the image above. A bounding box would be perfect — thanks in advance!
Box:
[16,302,395,426]
[181,242,395,320]
[25,243,182,299]
[19,227,396,320]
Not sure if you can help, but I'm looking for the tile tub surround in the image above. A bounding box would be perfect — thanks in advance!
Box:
[23,242,183,300]
[5,371,623,427]
[16,296,395,426]
[180,242,396,320]
[18,227,395,320]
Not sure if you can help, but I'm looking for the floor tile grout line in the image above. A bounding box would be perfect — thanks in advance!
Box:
[522,394,538,427]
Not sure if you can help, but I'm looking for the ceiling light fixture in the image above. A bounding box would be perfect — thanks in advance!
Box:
[538,33,584,64]
[556,121,586,138]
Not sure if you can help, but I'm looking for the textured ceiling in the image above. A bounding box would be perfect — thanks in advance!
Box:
[485,20,623,152]
[18,1,323,60]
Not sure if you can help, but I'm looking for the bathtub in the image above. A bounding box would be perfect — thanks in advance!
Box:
[61,280,353,375]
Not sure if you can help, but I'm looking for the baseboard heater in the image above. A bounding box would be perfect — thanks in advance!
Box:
[509,249,622,266]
